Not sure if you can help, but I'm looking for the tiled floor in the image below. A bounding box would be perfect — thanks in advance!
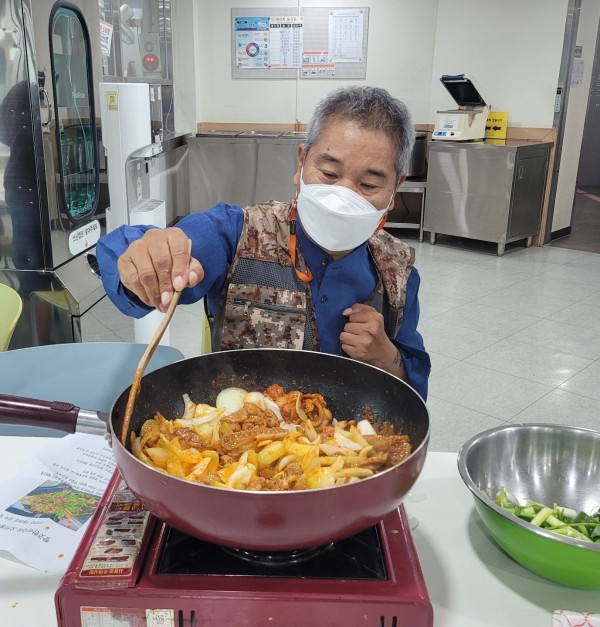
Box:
[84,235,600,454]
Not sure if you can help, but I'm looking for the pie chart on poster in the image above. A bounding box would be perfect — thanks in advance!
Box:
[246,42,260,57]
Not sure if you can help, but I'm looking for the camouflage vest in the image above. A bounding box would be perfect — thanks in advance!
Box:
[211,201,414,352]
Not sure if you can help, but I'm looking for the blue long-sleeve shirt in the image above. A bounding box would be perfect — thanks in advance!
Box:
[96,203,430,399]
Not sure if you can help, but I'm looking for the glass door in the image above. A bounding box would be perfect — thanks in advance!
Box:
[50,3,98,224]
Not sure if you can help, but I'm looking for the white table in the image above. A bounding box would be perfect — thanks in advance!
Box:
[1,441,598,627]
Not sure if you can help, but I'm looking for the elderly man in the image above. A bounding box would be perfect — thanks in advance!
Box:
[96,86,430,399]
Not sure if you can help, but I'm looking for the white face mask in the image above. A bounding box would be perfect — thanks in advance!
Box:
[296,177,393,252]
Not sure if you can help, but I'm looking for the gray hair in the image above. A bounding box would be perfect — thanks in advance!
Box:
[304,86,416,177]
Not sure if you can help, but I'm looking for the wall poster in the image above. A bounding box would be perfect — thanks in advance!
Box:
[234,15,303,70]
[231,7,369,80]
[328,9,364,63]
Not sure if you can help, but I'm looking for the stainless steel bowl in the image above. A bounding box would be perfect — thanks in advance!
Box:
[458,423,600,589]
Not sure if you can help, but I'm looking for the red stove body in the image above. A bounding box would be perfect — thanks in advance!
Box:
[55,471,433,627]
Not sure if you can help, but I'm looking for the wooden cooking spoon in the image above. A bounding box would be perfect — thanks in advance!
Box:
[119,276,186,446]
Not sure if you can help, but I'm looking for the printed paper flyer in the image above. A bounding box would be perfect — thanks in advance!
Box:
[0,433,115,574]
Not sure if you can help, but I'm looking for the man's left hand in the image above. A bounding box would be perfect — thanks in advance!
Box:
[340,303,406,380]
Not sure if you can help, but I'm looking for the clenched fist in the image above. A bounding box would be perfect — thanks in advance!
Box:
[340,303,406,380]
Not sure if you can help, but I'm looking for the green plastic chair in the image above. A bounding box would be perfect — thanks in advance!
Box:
[0,283,22,351]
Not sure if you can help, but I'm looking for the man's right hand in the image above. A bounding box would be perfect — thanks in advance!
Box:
[117,227,204,312]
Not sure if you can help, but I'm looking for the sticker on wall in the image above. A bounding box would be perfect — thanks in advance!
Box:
[99,20,113,57]
[105,90,118,111]
[136,176,143,202]
[68,220,101,256]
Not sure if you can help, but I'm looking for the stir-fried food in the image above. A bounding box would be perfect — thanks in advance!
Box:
[130,385,412,491]
[20,490,98,521]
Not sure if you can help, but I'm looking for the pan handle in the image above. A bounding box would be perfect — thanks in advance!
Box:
[0,394,80,433]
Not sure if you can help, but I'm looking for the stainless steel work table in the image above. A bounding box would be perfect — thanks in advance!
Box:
[422,140,553,255]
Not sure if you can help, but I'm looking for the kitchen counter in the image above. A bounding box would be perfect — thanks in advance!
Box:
[1,442,598,627]
[430,138,553,149]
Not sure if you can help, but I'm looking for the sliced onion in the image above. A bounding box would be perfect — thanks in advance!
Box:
[194,403,219,418]
[263,396,284,421]
[181,393,195,421]
[319,443,345,456]
[357,419,377,436]
[334,431,363,451]
[216,387,248,415]
[276,454,297,471]
[304,421,319,443]
[244,391,266,409]
[295,393,309,423]
[176,409,223,427]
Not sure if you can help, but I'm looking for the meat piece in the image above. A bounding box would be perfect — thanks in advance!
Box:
[364,434,412,467]
[264,384,285,400]
[171,427,211,450]
[247,476,269,491]
[345,451,388,470]
[283,462,303,477]
[220,427,289,458]
[277,391,333,428]
[386,436,412,467]
[266,474,291,491]
[319,425,336,440]
[243,402,263,416]
[240,408,280,430]
[224,403,279,430]
[289,476,308,490]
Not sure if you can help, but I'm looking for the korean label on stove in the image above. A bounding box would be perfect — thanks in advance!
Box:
[81,606,175,626]
[146,609,176,626]
[80,481,151,580]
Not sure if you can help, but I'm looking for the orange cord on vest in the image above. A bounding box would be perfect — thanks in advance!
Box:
[289,199,313,284]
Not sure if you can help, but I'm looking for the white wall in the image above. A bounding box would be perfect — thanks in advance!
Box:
[196,0,299,124]
[430,1,567,128]
[172,0,202,134]
[552,0,600,232]
[194,0,437,125]
[295,0,438,124]
[193,0,567,128]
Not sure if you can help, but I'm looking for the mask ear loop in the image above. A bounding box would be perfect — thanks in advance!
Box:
[376,189,396,231]
[376,211,389,231]
[289,195,314,283]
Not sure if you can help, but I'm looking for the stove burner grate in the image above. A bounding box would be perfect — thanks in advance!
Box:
[157,524,388,580]
[221,543,332,566]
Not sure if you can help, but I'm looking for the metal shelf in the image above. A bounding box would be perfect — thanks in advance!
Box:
[385,178,427,241]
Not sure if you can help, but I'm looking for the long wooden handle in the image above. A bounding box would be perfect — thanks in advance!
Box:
[120,288,181,445]
[120,240,192,446]
[119,285,187,446]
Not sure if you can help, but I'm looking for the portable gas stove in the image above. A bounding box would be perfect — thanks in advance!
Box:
[55,470,433,626]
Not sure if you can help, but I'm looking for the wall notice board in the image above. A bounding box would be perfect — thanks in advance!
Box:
[231,7,369,80]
